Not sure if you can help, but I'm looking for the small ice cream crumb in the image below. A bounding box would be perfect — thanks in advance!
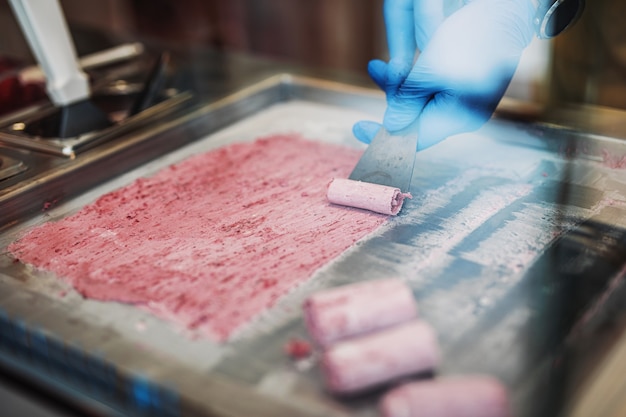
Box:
[283,338,313,360]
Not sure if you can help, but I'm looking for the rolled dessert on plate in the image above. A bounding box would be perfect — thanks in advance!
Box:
[326,178,411,215]
[379,375,511,417]
[321,320,440,394]
[303,278,418,347]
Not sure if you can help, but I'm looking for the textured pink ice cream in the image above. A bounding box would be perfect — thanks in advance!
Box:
[9,135,388,341]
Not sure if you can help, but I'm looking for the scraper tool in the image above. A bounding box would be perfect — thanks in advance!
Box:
[349,127,418,193]
[9,0,111,138]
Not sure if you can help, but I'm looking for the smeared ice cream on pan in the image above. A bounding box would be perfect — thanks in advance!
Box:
[9,135,388,341]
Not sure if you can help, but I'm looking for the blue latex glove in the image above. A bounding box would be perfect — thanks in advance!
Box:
[354,0,536,151]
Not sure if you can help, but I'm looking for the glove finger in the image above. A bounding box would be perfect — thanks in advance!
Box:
[368,59,411,96]
[384,0,417,65]
[352,120,382,145]
[382,64,434,132]
[367,60,388,91]
[383,0,417,90]
[413,0,445,50]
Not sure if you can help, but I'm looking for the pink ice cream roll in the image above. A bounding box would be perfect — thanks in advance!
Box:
[303,278,418,347]
[326,178,411,215]
[380,375,512,417]
[321,320,440,394]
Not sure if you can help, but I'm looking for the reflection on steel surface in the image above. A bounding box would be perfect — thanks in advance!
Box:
[0,92,192,158]
[0,154,27,181]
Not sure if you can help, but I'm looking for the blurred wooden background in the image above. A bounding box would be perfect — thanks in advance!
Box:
[1,0,625,110]
[0,0,386,75]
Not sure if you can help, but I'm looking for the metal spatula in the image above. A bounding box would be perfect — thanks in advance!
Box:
[9,0,111,138]
[349,127,418,193]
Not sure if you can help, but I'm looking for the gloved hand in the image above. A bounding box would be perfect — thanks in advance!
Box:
[354,0,536,151]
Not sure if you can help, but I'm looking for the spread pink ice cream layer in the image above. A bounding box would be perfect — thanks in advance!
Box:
[9,135,388,341]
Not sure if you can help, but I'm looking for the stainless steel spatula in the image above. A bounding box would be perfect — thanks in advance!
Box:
[349,127,418,192]
[9,0,111,138]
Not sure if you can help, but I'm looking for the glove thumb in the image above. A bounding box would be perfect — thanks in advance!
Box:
[352,120,381,145]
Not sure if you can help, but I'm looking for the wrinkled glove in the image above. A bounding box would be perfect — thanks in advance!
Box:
[354,0,536,151]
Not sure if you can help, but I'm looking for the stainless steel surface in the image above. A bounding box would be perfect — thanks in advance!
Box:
[0,73,626,417]
[0,91,191,157]
[0,153,27,181]
[0,41,189,157]
[349,127,417,192]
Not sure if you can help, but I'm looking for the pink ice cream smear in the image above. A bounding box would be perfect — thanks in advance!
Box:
[9,135,387,341]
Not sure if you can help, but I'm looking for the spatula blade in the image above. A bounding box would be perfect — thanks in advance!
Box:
[348,127,418,192]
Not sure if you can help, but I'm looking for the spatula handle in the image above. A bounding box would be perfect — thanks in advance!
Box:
[9,0,89,105]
